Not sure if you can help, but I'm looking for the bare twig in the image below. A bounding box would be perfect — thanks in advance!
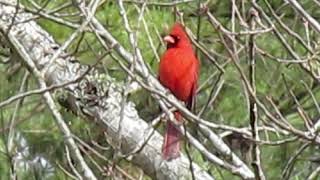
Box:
[248,7,265,180]
[286,0,320,33]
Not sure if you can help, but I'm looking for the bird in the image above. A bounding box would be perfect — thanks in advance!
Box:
[158,23,199,160]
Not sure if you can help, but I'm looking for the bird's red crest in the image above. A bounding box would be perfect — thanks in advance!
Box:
[164,23,192,49]
[169,23,188,40]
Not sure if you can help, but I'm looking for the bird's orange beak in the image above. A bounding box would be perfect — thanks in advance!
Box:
[163,35,175,44]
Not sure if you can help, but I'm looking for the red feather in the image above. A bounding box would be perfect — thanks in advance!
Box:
[159,23,199,160]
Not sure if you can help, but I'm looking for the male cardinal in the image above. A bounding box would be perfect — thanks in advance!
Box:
[159,23,199,160]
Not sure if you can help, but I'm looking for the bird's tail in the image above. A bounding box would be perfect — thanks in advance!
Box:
[162,111,182,160]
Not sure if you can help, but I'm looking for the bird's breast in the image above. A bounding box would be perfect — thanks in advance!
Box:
[159,49,198,102]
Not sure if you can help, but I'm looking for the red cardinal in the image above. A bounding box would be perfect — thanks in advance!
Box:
[159,23,199,160]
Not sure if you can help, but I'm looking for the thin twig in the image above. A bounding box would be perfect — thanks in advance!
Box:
[248,7,265,180]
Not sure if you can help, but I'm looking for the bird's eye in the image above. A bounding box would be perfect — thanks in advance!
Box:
[165,34,180,48]
[170,35,180,42]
